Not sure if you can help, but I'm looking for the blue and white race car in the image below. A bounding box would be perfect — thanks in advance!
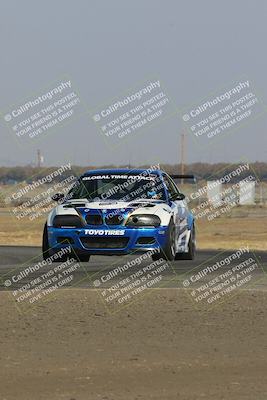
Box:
[42,169,196,262]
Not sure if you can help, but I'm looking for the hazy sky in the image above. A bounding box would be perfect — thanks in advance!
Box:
[0,0,266,166]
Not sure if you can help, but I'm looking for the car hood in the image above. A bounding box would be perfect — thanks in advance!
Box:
[47,198,172,226]
[64,198,164,209]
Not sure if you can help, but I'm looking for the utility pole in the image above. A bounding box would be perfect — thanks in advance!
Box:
[37,149,44,167]
[37,149,41,168]
[180,133,185,184]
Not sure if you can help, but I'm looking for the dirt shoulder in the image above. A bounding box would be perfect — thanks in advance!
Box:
[1,288,267,400]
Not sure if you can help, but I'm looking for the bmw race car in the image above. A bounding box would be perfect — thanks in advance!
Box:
[42,169,196,262]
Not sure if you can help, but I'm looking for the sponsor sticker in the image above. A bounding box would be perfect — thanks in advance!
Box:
[84,229,125,236]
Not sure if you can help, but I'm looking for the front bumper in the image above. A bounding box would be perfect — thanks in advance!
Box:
[47,226,168,255]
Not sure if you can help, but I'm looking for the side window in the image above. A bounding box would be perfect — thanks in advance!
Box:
[162,174,179,199]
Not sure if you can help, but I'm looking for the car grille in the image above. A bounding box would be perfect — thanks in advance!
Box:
[105,214,124,225]
[85,214,103,225]
[136,237,156,245]
[57,236,74,244]
[80,237,129,249]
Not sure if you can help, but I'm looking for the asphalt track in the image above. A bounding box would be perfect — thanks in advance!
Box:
[0,246,266,291]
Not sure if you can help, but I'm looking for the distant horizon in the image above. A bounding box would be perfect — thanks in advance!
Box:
[1,160,267,168]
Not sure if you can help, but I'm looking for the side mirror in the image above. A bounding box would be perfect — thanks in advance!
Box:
[51,193,65,202]
[171,192,185,201]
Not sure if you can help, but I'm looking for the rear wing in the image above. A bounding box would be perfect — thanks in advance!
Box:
[170,174,196,182]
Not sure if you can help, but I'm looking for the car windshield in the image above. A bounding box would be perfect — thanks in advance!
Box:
[68,173,166,202]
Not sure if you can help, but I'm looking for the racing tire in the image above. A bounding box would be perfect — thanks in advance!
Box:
[175,224,196,260]
[152,219,176,262]
[151,251,162,261]
[42,223,69,262]
[42,223,50,260]
[76,254,91,262]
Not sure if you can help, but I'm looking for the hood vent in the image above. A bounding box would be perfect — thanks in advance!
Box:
[63,203,86,208]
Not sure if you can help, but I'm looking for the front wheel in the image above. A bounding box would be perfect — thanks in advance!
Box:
[42,223,50,260]
[42,223,68,262]
[152,219,176,262]
[175,224,196,260]
[76,254,90,262]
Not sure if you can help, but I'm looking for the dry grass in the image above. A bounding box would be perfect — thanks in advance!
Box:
[197,216,267,250]
[0,210,45,246]
[0,208,266,250]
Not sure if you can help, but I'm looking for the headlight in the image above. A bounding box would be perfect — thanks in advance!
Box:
[53,215,84,228]
[126,214,161,227]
